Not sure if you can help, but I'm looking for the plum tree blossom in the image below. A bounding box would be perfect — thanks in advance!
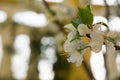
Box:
[89,30,104,53]
[64,24,87,66]
[77,24,91,36]
[63,5,120,67]
[64,24,76,41]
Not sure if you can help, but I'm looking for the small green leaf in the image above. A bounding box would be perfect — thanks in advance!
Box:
[78,5,93,26]
[71,20,79,29]
[76,31,81,39]
[70,31,81,42]
[71,19,82,29]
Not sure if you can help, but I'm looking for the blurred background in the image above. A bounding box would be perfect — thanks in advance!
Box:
[0,0,120,80]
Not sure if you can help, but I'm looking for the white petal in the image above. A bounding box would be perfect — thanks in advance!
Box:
[63,40,77,52]
[67,51,83,66]
[67,53,76,63]
[77,24,91,35]
[89,30,104,53]
[64,24,76,32]
[67,31,76,41]
[106,42,115,54]
[76,55,83,66]
[107,31,117,38]
[106,41,118,78]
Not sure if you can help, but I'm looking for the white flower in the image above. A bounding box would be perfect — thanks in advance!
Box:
[107,31,120,45]
[64,24,76,40]
[107,31,117,38]
[64,40,78,52]
[89,30,104,53]
[106,41,118,79]
[77,24,91,36]
[64,24,76,32]
[64,23,85,66]
[67,51,83,66]
[64,38,86,66]
[106,41,115,54]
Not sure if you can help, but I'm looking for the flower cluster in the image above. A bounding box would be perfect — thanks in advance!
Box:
[63,5,120,66]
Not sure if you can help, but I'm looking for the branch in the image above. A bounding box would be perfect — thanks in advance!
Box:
[42,0,55,15]
[42,0,66,34]
[116,0,120,17]
[114,45,120,50]
[103,53,109,80]
[83,59,95,80]
[103,0,110,20]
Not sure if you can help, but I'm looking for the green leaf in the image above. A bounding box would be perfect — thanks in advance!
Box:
[87,5,91,11]
[78,5,93,26]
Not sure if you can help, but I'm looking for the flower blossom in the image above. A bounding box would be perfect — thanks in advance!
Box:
[107,31,120,45]
[64,24,87,66]
[63,5,120,69]
[77,24,91,36]
[78,24,104,53]
[64,39,86,66]
[64,24,76,41]
[89,30,104,53]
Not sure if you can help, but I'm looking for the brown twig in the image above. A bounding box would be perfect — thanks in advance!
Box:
[42,0,55,15]
[42,0,66,34]
[83,60,95,80]
[103,0,110,20]
[114,45,120,50]
[116,0,120,17]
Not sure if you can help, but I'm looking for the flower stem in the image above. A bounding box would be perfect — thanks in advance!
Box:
[78,46,90,52]
[83,59,95,80]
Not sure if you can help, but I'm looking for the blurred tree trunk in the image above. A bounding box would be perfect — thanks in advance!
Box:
[26,29,41,80]
[0,21,16,80]
[53,50,70,80]
[116,0,120,17]
[0,45,13,80]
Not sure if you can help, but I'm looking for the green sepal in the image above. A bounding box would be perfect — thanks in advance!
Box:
[70,31,81,42]
[78,46,90,52]
[71,19,82,29]
[107,37,116,44]
[71,20,79,29]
